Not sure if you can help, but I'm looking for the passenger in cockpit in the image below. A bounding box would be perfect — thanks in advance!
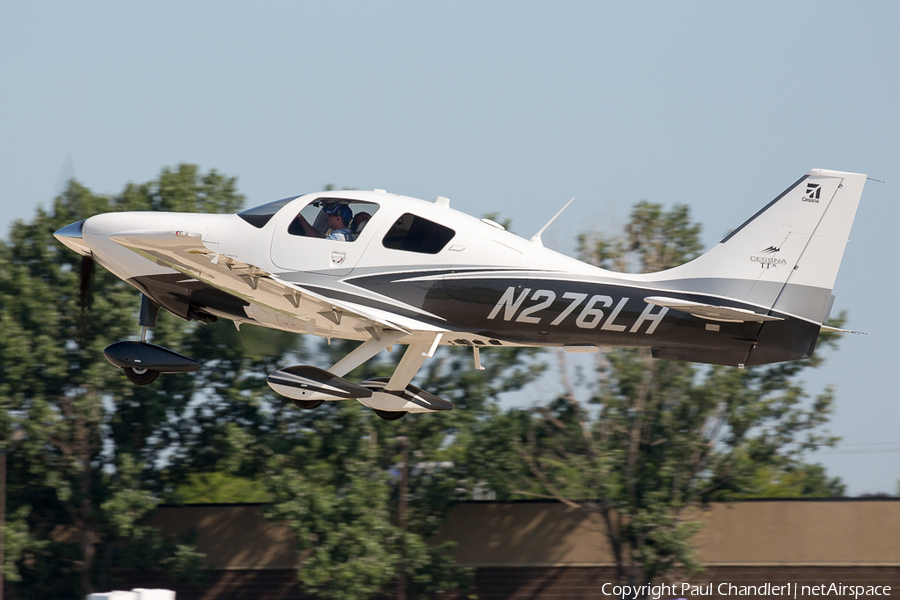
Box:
[350,211,372,236]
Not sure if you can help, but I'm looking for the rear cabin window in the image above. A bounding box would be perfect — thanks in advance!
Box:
[382,213,455,254]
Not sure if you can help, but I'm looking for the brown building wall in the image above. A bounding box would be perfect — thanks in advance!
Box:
[141,500,900,599]
[149,504,300,570]
[696,501,900,566]
[433,500,900,568]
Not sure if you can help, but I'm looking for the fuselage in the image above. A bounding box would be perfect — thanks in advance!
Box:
[62,187,828,368]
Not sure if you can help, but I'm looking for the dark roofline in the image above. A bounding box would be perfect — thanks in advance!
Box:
[453,496,900,504]
[157,502,269,508]
[156,496,900,510]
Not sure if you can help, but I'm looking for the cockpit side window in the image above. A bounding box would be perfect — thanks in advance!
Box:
[382,213,455,254]
[287,198,379,242]
[238,196,301,228]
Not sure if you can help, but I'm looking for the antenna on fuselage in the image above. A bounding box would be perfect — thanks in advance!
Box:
[530,198,574,246]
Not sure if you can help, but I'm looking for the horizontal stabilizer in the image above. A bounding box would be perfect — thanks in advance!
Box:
[645,297,783,323]
[820,325,867,336]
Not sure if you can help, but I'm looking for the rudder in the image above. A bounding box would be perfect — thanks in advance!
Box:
[770,169,866,322]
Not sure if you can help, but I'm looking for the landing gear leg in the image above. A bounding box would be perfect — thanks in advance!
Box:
[328,330,407,376]
[373,342,430,420]
[384,341,432,392]
[123,295,162,385]
[140,294,161,330]
[365,337,448,420]
[105,294,199,383]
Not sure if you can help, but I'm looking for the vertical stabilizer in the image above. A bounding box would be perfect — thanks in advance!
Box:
[771,169,866,321]
[663,169,866,323]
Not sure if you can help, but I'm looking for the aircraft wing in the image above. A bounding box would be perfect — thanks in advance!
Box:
[109,229,431,337]
[644,296,784,323]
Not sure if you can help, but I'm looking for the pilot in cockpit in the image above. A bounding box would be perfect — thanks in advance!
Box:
[294,204,355,241]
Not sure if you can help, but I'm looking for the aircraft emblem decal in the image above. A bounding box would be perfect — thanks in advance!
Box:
[802,183,821,203]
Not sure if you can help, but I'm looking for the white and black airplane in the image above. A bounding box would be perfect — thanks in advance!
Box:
[54,169,866,419]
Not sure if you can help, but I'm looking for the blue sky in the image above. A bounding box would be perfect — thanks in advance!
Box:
[2,1,898,494]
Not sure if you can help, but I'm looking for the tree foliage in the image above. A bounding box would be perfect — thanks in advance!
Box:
[0,165,545,598]
[0,170,846,600]
[0,165,251,597]
[256,342,544,598]
[496,202,845,595]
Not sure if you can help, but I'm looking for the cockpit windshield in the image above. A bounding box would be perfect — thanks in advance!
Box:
[237,196,303,228]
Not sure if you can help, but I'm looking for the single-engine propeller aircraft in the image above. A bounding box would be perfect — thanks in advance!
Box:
[55,169,866,420]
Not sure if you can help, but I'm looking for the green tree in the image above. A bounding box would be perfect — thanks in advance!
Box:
[253,338,544,599]
[0,165,255,597]
[502,202,845,596]
[741,463,845,498]
[2,168,543,599]
[146,200,546,598]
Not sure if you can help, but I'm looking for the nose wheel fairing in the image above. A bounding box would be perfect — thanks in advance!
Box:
[103,339,200,386]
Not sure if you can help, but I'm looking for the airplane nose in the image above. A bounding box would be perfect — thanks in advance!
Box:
[53,219,92,256]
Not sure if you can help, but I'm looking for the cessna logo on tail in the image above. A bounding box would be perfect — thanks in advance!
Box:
[751,255,787,268]
[750,245,787,269]
[803,183,821,203]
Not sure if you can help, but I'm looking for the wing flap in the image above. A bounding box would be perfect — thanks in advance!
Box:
[110,229,421,335]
